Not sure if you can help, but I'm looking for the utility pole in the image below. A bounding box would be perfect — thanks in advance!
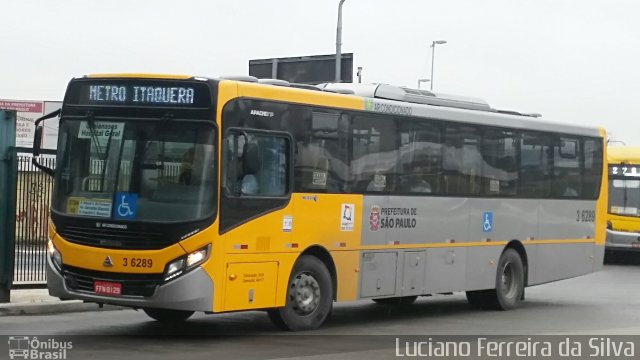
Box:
[335,0,346,82]
[430,40,447,91]
[0,110,17,303]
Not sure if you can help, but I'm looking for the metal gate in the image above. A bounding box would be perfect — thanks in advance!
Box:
[12,147,56,288]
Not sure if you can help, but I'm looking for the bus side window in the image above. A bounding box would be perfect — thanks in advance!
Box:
[481,130,518,196]
[443,125,482,195]
[397,120,442,195]
[552,137,581,197]
[350,114,397,193]
[519,131,551,197]
[224,130,291,198]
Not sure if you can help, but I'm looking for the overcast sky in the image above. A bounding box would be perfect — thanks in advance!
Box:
[2,0,639,145]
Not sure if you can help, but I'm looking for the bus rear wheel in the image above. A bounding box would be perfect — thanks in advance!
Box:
[268,255,333,331]
[466,248,524,310]
[143,308,194,323]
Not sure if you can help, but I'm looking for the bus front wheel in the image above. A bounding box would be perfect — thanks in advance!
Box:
[268,255,333,331]
[466,248,524,310]
[143,308,194,323]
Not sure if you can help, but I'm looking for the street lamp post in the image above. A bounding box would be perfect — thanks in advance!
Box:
[417,79,430,89]
[336,0,347,82]
[430,40,447,91]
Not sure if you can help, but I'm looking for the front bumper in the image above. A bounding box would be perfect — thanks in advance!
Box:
[605,229,640,251]
[47,255,214,311]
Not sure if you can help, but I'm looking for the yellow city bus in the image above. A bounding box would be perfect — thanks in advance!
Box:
[606,147,640,253]
[33,74,607,330]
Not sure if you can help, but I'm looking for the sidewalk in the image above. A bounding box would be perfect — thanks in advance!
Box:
[0,289,122,316]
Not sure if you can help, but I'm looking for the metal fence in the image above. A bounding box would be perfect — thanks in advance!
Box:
[13,150,55,287]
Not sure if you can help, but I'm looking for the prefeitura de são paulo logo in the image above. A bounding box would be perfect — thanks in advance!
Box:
[369,205,380,231]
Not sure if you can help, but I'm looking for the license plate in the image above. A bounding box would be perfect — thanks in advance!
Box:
[94,281,122,296]
[632,243,640,248]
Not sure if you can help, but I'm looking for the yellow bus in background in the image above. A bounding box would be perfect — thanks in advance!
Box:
[606,147,640,253]
[34,74,607,330]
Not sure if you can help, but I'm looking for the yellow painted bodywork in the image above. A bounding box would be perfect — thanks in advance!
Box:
[608,214,640,232]
[607,145,640,233]
[593,129,608,245]
[608,146,640,164]
[224,262,279,311]
[50,231,185,274]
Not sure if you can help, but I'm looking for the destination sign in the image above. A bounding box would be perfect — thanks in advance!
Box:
[64,79,211,108]
[609,164,640,177]
[89,85,195,105]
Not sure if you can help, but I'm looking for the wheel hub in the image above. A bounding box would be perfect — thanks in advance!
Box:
[501,262,517,298]
[290,273,321,315]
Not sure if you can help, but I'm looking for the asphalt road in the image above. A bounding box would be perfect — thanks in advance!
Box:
[2,259,640,360]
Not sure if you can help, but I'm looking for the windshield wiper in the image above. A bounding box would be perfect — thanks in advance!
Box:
[99,124,117,192]
[85,111,118,192]
[156,113,175,179]
[85,112,105,161]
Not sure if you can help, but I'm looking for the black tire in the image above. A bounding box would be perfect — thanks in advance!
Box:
[466,248,524,310]
[372,296,418,305]
[267,255,333,331]
[143,308,194,323]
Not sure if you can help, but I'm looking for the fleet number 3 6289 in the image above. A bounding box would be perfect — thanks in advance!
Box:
[123,258,153,268]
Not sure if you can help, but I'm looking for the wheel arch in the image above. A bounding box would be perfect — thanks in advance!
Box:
[299,245,338,301]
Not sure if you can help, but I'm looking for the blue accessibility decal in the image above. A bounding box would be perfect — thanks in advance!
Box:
[114,192,137,220]
[482,211,493,233]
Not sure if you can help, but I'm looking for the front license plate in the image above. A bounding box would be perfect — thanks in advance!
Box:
[94,281,122,296]
[631,243,640,248]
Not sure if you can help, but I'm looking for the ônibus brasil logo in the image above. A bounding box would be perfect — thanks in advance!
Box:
[8,336,72,359]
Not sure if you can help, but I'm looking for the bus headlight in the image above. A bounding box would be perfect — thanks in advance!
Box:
[165,259,185,280]
[164,245,210,281]
[187,247,208,267]
[47,239,62,270]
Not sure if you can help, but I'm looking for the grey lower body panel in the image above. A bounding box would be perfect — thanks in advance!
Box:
[528,242,601,286]
[47,256,214,312]
[359,247,490,299]
[606,229,640,251]
[357,242,602,299]
[358,196,601,299]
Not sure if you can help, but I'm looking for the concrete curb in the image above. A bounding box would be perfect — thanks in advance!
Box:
[0,300,124,316]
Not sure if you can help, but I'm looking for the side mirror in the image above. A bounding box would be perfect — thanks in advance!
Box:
[31,109,60,178]
[33,125,44,157]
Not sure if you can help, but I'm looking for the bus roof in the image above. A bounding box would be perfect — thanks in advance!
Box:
[79,73,604,138]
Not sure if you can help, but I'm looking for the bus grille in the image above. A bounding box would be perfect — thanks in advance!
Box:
[58,225,172,250]
[62,265,164,297]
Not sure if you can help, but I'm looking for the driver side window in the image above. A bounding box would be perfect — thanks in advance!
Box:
[224,130,291,197]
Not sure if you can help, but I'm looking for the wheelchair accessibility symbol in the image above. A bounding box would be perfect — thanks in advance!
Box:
[114,192,137,219]
[482,211,493,233]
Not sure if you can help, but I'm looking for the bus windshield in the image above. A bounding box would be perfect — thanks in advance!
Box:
[52,118,216,222]
[609,178,640,216]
